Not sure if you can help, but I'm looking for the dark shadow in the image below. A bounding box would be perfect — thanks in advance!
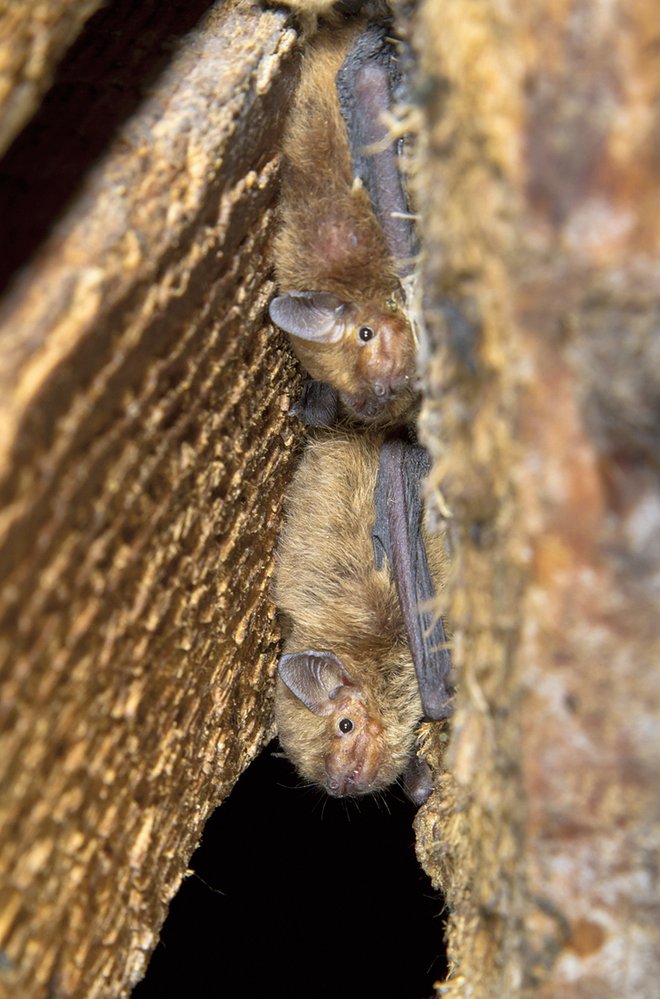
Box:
[133,740,447,999]
[0,0,215,296]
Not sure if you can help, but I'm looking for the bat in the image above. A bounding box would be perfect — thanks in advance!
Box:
[269,0,381,26]
[273,434,451,803]
[372,438,452,722]
[268,20,419,426]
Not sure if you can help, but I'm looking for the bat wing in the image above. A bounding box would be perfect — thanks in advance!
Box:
[402,752,434,806]
[372,438,452,721]
[336,25,418,278]
[290,377,340,427]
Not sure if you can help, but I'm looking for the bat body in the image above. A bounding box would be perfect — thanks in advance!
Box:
[269,0,385,26]
[273,434,450,800]
[269,22,418,425]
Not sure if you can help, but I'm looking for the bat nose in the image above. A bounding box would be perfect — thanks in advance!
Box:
[372,372,411,398]
[327,767,365,796]
[327,776,349,796]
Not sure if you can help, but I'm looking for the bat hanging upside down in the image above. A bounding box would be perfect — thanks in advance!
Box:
[269,19,419,426]
[273,434,452,804]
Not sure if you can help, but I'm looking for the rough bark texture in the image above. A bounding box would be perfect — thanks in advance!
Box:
[0,0,105,157]
[2,0,659,996]
[412,1,660,997]
[0,2,302,996]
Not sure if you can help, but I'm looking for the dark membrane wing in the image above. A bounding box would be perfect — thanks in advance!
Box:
[335,24,418,277]
[402,752,434,806]
[372,438,452,720]
[290,378,340,427]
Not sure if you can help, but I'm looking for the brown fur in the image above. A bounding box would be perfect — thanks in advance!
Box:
[269,1,390,28]
[272,24,418,422]
[273,434,449,794]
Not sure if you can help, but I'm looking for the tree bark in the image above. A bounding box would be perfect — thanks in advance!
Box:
[2,1,659,996]
[0,0,104,156]
[0,2,302,996]
[413,1,660,996]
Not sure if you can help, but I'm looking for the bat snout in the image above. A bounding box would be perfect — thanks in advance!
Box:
[372,370,412,398]
[324,717,384,796]
[326,765,372,797]
[361,319,416,399]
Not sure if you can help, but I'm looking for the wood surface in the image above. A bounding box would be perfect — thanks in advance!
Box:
[1,0,658,996]
[413,1,660,996]
[0,2,302,995]
[0,0,105,156]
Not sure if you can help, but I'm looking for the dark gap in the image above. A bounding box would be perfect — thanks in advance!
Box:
[0,0,215,296]
[133,740,447,999]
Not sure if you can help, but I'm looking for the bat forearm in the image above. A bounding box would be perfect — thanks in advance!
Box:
[375,439,452,721]
[336,24,417,276]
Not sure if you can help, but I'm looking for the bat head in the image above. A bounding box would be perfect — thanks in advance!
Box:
[275,649,392,796]
[269,291,417,422]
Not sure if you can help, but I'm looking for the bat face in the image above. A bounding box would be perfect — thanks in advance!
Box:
[275,672,413,797]
[273,436,450,800]
[276,650,393,796]
[323,697,386,796]
[345,305,416,414]
[269,291,416,419]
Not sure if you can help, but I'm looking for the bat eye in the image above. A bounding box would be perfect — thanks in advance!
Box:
[358,325,375,343]
[338,718,354,734]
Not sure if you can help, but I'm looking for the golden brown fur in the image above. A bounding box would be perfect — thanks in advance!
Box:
[269,0,390,28]
[275,24,398,299]
[272,24,418,422]
[273,434,449,793]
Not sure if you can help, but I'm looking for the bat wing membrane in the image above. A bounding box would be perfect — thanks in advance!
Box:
[373,438,452,721]
[336,25,418,278]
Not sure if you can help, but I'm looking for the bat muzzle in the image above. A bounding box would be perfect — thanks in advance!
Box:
[372,371,413,398]
[324,719,384,796]
[326,767,371,797]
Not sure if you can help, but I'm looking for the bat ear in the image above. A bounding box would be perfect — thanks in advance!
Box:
[278,650,352,716]
[269,292,349,344]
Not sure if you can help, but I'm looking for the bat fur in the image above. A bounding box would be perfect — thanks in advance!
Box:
[273,434,449,797]
[270,22,418,425]
[267,1,392,48]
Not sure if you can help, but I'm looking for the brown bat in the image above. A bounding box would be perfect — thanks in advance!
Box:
[269,20,419,426]
[273,434,451,804]
[270,0,381,27]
